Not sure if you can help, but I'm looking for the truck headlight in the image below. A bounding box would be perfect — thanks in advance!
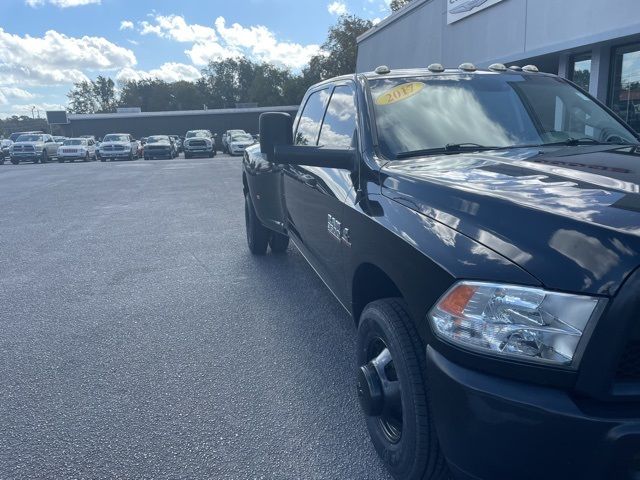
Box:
[429,281,604,366]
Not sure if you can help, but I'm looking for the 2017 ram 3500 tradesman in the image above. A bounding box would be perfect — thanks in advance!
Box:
[241,64,640,480]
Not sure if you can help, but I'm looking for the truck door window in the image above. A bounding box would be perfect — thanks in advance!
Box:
[295,88,330,146]
[318,85,357,149]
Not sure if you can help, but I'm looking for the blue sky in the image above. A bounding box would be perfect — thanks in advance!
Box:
[0,0,391,117]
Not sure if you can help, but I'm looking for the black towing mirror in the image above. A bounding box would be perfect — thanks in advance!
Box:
[273,145,355,170]
[259,112,293,162]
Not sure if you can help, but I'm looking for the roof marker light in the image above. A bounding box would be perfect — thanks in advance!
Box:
[428,63,445,73]
[374,65,391,75]
[522,64,540,73]
[509,65,523,71]
[489,63,507,72]
[459,62,477,72]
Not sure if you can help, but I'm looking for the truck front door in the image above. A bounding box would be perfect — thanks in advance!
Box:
[283,83,358,299]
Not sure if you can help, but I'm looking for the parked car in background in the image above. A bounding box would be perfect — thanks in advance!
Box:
[57,137,96,162]
[143,135,176,160]
[9,133,59,164]
[183,130,215,158]
[0,139,12,164]
[222,129,247,153]
[98,133,139,162]
[53,136,66,146]
[227,132,256,156]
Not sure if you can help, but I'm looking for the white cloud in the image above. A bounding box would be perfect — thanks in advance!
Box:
[185,42,240,67]
[120,20,134,31]
[212,17,320,69]
[26,0,101,7]
[0,28,136,87]
[138,14,320,70]
[0,87,34,105]
[0,102,65,119]
[117,62,202,83]
[140,15,217,43]
[328,1,348,15]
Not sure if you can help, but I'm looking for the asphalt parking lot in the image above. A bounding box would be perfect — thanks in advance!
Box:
[0,154,391,479]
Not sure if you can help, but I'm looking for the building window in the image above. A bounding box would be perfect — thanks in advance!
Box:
[570,54,591,91]
[610,43,640,133]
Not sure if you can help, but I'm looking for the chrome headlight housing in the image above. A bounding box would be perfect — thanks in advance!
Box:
[429,281,604,366]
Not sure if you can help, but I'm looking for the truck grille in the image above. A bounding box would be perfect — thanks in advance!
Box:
[188,140,207,147]
[102,145,125,152]
[13,145,34,152]
[146,145,169,151]
[615,341,640,381]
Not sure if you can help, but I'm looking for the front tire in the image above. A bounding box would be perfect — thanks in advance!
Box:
[357,299,449,480]
[40,151,48,164]
[269,232,289,253]
[244,192,269,255]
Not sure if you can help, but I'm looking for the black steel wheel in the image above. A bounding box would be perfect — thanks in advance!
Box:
[357,299,449,480]
[244,192,269,255]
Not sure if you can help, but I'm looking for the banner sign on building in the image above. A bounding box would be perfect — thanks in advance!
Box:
[447,0,505,24]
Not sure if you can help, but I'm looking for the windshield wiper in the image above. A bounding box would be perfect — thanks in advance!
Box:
[395,143,498,159]
[540,137,616,147]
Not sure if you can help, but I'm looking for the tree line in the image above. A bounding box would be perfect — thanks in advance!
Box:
[66,15,373,114]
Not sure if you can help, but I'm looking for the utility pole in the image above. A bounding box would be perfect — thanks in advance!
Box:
[30,106,36,119]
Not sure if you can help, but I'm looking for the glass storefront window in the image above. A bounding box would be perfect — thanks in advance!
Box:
[570,54,591,91]
[610,43,640,133]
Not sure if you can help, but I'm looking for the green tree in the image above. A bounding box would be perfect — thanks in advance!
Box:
[390,0,412,11]
[306,15,373,81]
[0,115,49,138]
[67,81,97,114]
[93,76,117,113]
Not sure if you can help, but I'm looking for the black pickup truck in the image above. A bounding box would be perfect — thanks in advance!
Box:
[241,64,640,480]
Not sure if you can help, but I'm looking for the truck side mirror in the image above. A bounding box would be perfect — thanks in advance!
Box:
[259,112,293,162]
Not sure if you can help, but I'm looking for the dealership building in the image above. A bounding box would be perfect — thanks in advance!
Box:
[357,0,640,132]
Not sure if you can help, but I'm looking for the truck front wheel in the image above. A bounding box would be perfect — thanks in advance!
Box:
[357,299,449,480]
[244,193,270,255]
[269,232,289,253]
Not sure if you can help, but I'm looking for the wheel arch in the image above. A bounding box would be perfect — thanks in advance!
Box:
[351,262,403,325]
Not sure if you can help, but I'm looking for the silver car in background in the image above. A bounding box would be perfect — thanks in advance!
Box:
[57,138,97,162]
[9,133,60,164]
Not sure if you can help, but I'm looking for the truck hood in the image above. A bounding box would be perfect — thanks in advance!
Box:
[12,141,43,147]
[380,146,640,296]
[100,141,131,147]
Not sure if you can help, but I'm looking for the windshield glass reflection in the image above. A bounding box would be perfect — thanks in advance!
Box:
[370,74,638,158]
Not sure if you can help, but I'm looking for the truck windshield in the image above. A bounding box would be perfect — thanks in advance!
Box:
[16,134,43,142]
[187,131,210,138]
[103,134,129,142]
[147,136,169,143]
[369,73,639,159]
